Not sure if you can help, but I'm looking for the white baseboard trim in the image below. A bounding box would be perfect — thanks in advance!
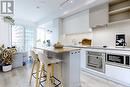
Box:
[81,68,130,87]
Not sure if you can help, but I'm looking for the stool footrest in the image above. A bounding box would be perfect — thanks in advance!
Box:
[51,76,61,87]
[32,70,46,80]
[39,76,61,87]
[39,76,46,87]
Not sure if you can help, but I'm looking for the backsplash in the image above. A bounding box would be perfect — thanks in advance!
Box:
[92,21,130,47]
[61,33,93,45]
[61,21,130,47]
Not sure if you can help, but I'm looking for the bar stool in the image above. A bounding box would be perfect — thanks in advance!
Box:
[29,50,40,84]
[37,52,63,87]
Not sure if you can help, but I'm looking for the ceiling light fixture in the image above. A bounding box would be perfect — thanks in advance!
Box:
[36,6,40,9]
[70,0,73,3]
[86,0,96,5]
[59,0,73,9]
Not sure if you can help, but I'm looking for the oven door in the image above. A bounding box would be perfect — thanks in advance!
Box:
[88,55,102,68]
[86,52,105,73]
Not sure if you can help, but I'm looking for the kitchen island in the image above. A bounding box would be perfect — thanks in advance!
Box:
[34,47,81,87]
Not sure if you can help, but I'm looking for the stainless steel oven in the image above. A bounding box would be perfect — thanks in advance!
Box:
[86,51,105,73]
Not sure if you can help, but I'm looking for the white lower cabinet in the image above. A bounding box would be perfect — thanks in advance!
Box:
[80,49,86,69]
[62,50,80,87]
[106,64,130,85]
[80,48,130,86]
[69,50,80,87]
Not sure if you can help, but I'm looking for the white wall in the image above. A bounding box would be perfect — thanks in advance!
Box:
[39,19,60,45]
[52,19,60,44]
[0,16,11,47]
[93,21,130,47]
[61,33,93,45]
[15,18,37,27]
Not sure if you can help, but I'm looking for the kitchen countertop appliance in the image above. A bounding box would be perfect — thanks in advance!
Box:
[79,38,92,46]
[106,53,130,67]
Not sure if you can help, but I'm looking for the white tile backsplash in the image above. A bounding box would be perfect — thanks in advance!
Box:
[61,33,93,45]
[93,21,130,47]
[62,21,130,47]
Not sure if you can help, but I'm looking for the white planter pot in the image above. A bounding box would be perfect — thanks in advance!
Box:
[2,64,12,72]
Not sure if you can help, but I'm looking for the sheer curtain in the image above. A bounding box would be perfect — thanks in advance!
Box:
[12,25,35,52]
[12,25,25,52]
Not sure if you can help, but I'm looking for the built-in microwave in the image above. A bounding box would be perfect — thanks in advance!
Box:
[106,54,130,66]
[86,51,106,73]
[126,56,130,65]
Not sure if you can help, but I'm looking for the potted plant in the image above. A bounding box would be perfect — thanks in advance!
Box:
[3,16,15,25]
[0,44,4,58]
[1,47,16,72]
[0,44,4,71]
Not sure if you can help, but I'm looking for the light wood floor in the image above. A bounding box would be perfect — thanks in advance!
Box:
[80,72,126,87]
[0,63,127,87]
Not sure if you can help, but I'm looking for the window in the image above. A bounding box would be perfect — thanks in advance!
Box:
[12,25,35,52]
[12,25,25,52]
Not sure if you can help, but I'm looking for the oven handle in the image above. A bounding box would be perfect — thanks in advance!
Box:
[88,55,103,58]
[88,63,98,68]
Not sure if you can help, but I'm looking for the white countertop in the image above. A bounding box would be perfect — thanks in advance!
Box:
[65,45,130,51]
[64,45,130,55]
[34,47,80,53]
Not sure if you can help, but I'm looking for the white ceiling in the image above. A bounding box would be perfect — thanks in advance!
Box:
[14,0,107,23]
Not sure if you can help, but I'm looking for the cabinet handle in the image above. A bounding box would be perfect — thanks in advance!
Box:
[92,24,107,29]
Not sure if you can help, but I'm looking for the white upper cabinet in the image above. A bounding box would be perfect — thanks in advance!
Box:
[63,10,91,34]
[89,3,109,29]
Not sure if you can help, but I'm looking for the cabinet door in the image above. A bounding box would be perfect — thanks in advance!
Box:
[63,10,91,34]
[69,50,80,87]
[89,3,108,28]
[106,65,130,84]
[80,49,86,69]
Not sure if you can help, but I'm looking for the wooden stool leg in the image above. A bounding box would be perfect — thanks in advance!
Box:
[37,64,44,87]
[46,64,52,87]
[57,63,64,87]
[35,61,40,87]
[29,61,35,84]
[51,64,55,83]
